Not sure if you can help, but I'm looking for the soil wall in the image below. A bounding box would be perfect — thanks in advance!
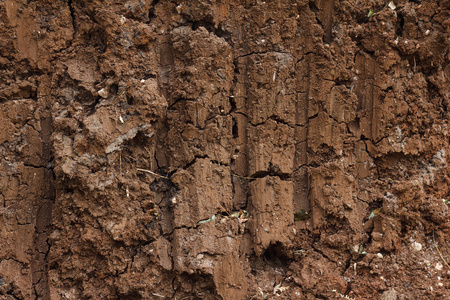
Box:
[0,0,449,299]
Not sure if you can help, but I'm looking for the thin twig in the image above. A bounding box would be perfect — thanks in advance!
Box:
[433,229,450,268]
[137,168,168,179]
[119,151,122,174]
[144,146,153,170]
[110,87,128,105]
[123,156,132,164]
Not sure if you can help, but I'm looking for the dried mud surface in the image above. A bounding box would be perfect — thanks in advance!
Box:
[0,0,449,299]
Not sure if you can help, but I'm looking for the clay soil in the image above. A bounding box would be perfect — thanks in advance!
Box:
[1,0,449,299]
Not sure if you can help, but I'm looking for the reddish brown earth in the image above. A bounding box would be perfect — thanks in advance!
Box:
[0,0,449,299]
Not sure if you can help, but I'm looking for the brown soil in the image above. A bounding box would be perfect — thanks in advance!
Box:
[1,0,449,299]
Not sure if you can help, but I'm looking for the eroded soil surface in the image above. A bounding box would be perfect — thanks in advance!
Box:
[1,0,449,299]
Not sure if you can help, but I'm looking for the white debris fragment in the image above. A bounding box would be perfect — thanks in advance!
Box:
[273,282,287,296]
[119,115,124,123]
[176,4,183,14]
[433,149,446,166]
[98,88,109,98]
[388,1,396,10]
[425,29,430,36]
[435,262,443,271]
[377,253,383,259]
[412,241,422,251]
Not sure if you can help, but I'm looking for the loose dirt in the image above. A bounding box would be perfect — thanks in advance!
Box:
[0,0,449,299]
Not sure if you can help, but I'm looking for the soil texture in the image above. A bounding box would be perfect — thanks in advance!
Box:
[0,0,450,299]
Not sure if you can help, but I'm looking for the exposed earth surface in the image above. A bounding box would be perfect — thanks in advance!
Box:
[0,0,449,299]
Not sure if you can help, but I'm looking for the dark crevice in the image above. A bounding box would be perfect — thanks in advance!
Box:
[68,0,76,41]
[229,96,237,113]
[235,50,291,60]
[234,111,248,119]
[30,110,54,300]
[168,98,196,110]
[294,52,313,66]
[180,155,208,172]
[308,1,336,44]
[140,73,157,81]
[232,117,239,138]
[292,164,307,174]
[307,112,319,121]
[262,242,291,265]
[190,20,232,43]
[127,95,134,105]
[295,123,307,130]
[395,11,405,37]
[309,2,324,33]
[171,277,177,298]
[250,170,290,181]
[147,0,160,23]
[210,159,229,167]
[86,96,102,116]
[334,79,352,89]
[308,1,319,14]
[110,83,119,96]
[312,247,332,266]
[249,115,294,128]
